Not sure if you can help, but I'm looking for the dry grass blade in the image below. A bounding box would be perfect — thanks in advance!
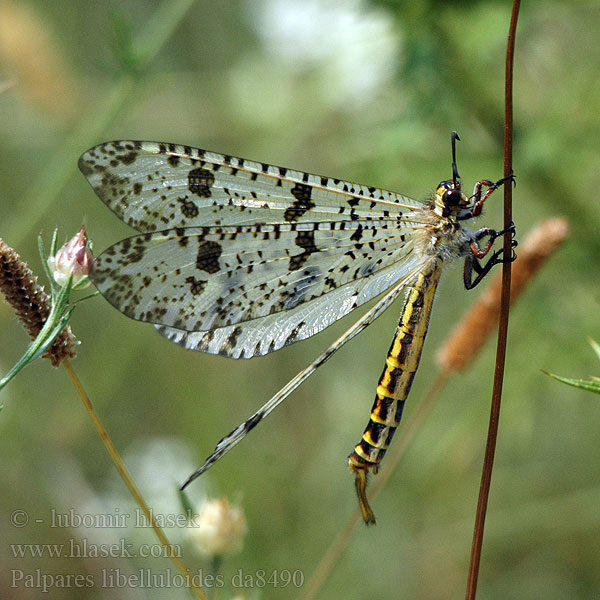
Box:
[62,360,210,600]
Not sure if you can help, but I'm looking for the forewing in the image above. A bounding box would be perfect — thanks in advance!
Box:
[78,140,422,230]
[91,219,427,358]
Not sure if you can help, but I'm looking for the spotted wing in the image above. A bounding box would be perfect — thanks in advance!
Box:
[78,140,423,231]
[83,140,431,358]
[91,219,428,358]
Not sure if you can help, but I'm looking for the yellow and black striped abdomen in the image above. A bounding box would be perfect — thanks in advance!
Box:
[349,262,442,523]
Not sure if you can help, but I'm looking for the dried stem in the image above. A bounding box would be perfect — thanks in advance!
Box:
[465,2,521,598]
[62,360,210,600]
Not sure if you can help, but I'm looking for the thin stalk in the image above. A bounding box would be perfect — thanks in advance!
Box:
[465,2,520,598]
[62,360,210,600]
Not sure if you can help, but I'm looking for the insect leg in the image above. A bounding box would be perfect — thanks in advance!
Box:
[464,224,517,290]
[469,223,516,258]
[471,173,516,217]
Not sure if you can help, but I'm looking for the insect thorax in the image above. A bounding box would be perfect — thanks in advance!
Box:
[417,198,472,264]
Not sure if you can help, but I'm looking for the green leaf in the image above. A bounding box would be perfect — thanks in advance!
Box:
[543,371,600,395]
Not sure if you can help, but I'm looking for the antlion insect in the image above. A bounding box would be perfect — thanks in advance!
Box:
[79,133,515,524]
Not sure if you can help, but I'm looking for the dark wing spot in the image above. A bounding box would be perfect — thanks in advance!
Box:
[289,230,320,271]
[196,240,222,274]
[350,224,364,242]
[284,183,315,222]
[244,413,262,432]
[324,276,337,289]
[188,167,215,198]
[177,196,199,218]
[122,239,147,263]
[220,326,243,355]
[285,321,305,346]
[185,276,207,296]
[116,151,137,165]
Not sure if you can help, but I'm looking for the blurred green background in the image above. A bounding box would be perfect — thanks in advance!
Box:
[1,1,599,598]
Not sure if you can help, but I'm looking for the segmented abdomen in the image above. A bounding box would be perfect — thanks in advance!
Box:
[348,262,442,513]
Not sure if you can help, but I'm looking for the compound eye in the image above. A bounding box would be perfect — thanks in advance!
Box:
[444,189,462,206]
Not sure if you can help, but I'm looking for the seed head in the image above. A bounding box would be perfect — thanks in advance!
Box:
[188,498,247,557]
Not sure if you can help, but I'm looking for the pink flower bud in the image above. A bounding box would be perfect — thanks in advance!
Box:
[48,225,92,286]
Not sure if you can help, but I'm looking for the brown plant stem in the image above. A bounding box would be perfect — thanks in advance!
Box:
[465,2,521,598]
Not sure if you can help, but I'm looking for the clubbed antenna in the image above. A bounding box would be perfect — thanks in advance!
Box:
[451,131,461,185]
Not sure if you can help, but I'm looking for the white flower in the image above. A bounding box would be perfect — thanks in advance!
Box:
[188,498,247,557]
